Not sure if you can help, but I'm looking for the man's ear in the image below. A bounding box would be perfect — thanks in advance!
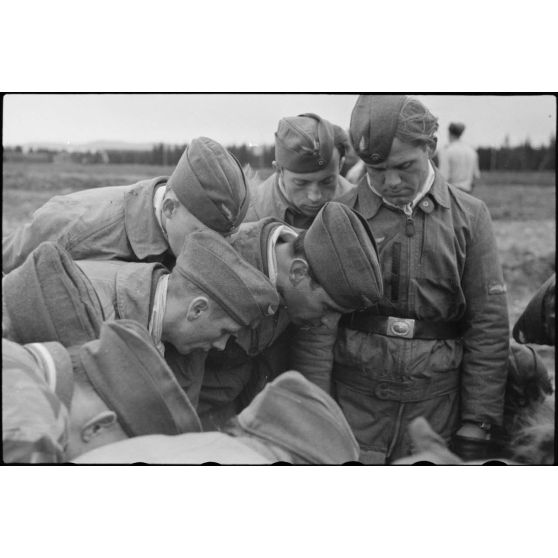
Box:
[289,258,310,286]
[81,411,118,443]
[426,139,437,159]
[162,197,179,219]
[186,296,210,322]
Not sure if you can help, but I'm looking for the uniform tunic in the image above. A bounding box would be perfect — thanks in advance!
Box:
[74,259,206,408]
[244,172,354,228]
[332,170,509,463]
[3,177,171,274]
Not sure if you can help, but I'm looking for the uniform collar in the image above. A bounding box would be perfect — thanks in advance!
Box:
[355,164,450,218]
[124,177,170,260]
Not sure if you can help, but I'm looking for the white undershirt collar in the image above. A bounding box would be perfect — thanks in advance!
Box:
[367,160,435,215]
[267,225,298,286]
[153,184,167,238]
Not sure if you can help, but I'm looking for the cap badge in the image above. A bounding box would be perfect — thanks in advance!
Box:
[318,159,324,166]
[371,154,381,163]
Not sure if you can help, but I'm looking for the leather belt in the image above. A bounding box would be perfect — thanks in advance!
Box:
[339,313,462,340]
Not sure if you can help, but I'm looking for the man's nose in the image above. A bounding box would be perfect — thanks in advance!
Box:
[212,334,230,351]
[384,170,401,187]
[306,185,322,203]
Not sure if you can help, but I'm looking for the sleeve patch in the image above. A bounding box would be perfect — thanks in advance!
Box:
[488,281,507,295]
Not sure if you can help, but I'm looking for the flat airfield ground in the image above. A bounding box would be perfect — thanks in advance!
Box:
[2,162,555,376]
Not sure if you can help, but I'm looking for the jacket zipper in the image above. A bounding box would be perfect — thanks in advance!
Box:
[402,203,415,237]
[403,204,414,368]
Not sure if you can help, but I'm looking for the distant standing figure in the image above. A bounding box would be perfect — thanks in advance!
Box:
[438,122,480,193]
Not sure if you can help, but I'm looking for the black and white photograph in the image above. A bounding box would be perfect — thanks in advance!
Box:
[2,93,555,466]
[1,2,557,556]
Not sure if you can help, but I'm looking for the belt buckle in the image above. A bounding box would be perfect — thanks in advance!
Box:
[387,317,415,339]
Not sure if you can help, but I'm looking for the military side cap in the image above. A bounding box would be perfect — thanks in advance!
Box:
[237,370,359,464]
[167,137,249,234]
[304,202,383,310]
[72,320,202,437]
[513,273,555,346]
[350,94,407,165]
[275,113,336,173]
[2,241,103,346]
[173,229,280,327]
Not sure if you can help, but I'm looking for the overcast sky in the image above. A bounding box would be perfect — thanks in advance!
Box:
[3,94,556,149]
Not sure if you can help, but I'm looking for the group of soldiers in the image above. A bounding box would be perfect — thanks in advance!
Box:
[2,94,555,464]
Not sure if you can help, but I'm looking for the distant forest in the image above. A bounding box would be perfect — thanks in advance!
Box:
[4,136,556,171]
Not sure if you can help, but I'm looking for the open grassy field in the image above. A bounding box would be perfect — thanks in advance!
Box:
[3,162,555,374]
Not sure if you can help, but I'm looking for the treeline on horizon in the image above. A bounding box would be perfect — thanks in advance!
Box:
[4,137,556,171]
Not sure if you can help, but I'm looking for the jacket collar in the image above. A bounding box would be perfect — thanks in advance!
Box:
[115,262,166,326]
[353,166,450,219]
[124,177,170,260]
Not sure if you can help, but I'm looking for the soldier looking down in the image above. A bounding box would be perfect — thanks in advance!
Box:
[2,320,201,463]
[245,113,354,229]
[329,95,509,463]
[3,137,249,273]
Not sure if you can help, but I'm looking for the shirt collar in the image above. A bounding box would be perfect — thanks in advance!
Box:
[356,162,449,218]
[148,274,169,356]
[124,177,169,259]
[366,160,435,212]
[152,184,167,238]
[267,224,298,286]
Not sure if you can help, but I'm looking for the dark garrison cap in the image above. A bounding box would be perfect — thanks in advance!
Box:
[237,370,359,464]
[173,229,280,327]
[166,137,249,234]
[72,320,201,437]
[303,202,383,310]
[350,94,407,165]
[275,113,336,173]
[2,241,103,346]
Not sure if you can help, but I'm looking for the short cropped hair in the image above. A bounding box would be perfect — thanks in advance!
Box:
[167,271,230,320]
[449,122,466,138]
[395,97,439,150]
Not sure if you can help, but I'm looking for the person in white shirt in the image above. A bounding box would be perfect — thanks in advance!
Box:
[438,122,480,193]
